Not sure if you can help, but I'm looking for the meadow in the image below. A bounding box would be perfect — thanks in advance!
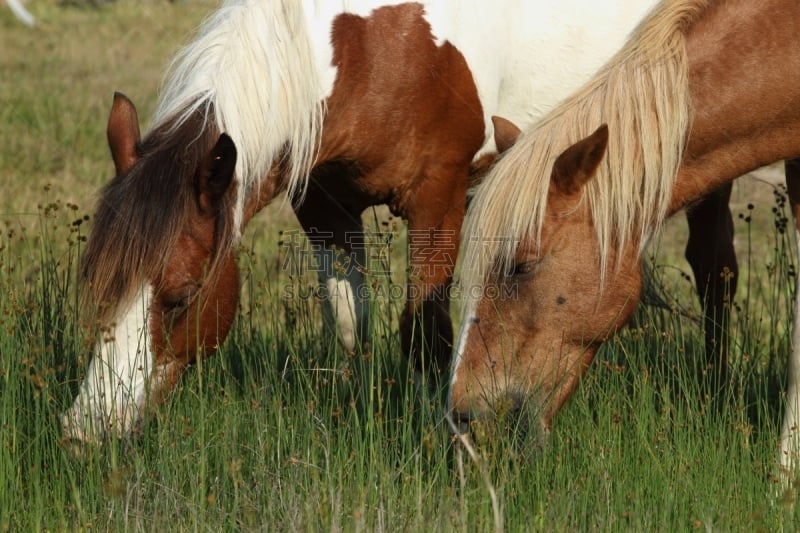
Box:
[2,1,800,530]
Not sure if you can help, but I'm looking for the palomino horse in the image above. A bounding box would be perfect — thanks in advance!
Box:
[60,0,733,445]
[449,0,800,472]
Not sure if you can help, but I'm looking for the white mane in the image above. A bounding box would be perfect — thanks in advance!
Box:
[151,0,326,231]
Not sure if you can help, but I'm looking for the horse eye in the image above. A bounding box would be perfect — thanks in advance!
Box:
[161,284,198,310]
[162,296,189,311]
[509,260,538,277]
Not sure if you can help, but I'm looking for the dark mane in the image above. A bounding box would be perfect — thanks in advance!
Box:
[81,104,236,324]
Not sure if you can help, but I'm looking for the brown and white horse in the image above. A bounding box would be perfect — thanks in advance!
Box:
[62,0,744,446]
[449,0,800,472]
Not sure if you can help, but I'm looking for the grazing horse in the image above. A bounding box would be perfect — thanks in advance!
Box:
[60,0,736,446]
[448,0,800,471]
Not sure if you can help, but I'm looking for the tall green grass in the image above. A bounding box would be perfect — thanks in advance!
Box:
[3,2,800,530]
[3,177,800,530]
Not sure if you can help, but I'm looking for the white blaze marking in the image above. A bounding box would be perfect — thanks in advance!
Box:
[60,286,154,443]
[449,300,477,389]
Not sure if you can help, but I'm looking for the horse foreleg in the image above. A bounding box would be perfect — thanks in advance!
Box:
[684,182,737,376]
[780,158,800,474]
[294,181,369,353]
[400,183,466,385]
[316,240,368,352]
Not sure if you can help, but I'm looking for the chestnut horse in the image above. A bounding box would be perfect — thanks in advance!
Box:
[449,0,800,473]
[60,0,736,446]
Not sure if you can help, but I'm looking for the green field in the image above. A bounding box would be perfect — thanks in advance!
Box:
[2,2,800,530]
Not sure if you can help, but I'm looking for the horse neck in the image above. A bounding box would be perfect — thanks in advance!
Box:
[671,0,800,212]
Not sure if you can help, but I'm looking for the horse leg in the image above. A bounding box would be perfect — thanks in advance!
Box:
[781,158,800,473]
[400,178,466,385]
[684,182,737,379]
[293,179,369,353]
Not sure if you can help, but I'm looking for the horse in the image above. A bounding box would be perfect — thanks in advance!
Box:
[448,0,800,473]
[59,0,734,446]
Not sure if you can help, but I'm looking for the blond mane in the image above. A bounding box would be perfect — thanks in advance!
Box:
[461,0,711,297]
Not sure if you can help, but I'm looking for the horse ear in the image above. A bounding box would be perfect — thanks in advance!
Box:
[107,92,141,175]
[551,124,608,195]
[491,115,522,154]
[197,133,237,215]
[467,116,523,191]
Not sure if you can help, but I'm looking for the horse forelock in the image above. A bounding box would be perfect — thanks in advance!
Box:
[460,0,711,301]
[81,108,225,325]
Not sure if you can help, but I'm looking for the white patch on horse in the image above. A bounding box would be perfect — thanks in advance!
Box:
[314,245,368,351]
[449,300,477,388]
[325,277,360,351]
[60,287,154,443]
[780,226,800,473]
[422,0,660,159]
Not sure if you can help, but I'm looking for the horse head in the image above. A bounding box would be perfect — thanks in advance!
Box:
[60,93,241,447]
[450,125,642,440]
